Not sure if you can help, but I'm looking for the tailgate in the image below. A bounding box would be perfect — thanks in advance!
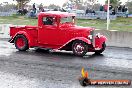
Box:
[10,26,25,38]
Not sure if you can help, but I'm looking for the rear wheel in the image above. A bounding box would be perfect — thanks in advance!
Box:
[14,35,29,51]
[95,42,106,54]
[72,41,88,56]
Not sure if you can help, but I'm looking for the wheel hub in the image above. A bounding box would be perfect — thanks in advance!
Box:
[16,38,25,49]
[74,43,84,54]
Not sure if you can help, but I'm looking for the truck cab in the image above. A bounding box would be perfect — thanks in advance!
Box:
[9,11,107,56]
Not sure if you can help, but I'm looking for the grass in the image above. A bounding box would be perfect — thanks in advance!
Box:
[0,16,132,32]
[77,17,132,32]
[0,16,37,26]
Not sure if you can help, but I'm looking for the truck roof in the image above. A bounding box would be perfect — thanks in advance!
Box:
[38,11,76,17]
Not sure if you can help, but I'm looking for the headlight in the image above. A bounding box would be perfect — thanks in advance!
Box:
[88,35,92,40]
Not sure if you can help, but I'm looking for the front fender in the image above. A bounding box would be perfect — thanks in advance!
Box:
[9,31,31,46]
[74,37,92,44]
[95,35,107,48]
[58,37,91,50]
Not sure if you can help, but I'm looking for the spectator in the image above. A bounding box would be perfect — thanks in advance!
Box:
[23,9,28,15]
[124,7,128,12]
[41,8,45,12]
[29,9,35,17]
[85,8,89,14]
[33,8,37,14]
[103,5,108,12]
[109,5,113,10]
[125,7,129,18]
[17,9,28,15]
[45,17,53,25]
[54,8,58,11]
[33,3,35,9]
[118,5,122,12]
[17,9,22,15]
[122,5,125,12]
[61,8,66,12]
[100,5,104,11]
[111,8,116,15]
[92,9,95,15]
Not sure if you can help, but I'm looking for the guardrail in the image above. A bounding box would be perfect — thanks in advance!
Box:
[76,11,128,20]
[76,11,117,20]
[0,10,17,16]
[116,12,126,17]
[76,13,117,20]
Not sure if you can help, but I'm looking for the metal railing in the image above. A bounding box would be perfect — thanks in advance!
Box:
[0,10,17,16]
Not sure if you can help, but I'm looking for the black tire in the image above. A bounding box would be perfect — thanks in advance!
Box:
[95,42,106,54]
[14,35,29,51]
[72,41,88,56]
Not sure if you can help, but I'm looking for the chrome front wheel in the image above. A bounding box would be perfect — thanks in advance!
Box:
[72,41,88,56]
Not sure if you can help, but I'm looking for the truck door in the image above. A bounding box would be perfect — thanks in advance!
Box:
[38,16,59,47]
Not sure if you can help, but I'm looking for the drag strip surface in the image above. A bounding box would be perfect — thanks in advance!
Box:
[0,40,132,88]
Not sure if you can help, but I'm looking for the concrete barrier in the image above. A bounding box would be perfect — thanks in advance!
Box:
[0,24,11,38]
[0,24,132,48]
[76,11,117,20]
[95,29,132,48]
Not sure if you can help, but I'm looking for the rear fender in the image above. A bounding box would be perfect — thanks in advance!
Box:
[58,37,91,50]
[95,35,107,48]
[9,31,31,47]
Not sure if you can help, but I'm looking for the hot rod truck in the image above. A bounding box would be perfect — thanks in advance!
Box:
[9,11,107,56]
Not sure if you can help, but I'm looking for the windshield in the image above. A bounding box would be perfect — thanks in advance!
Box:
[60,16,75,24]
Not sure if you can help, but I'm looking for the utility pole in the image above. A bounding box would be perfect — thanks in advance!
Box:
[107,0,110,30]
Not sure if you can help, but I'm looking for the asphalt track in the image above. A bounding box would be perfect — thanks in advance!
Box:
[0,39,132,88]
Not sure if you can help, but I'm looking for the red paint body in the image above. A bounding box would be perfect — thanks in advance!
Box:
[9,11,107,52]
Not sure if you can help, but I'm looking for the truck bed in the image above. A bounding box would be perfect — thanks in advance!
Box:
[10,25,38,47]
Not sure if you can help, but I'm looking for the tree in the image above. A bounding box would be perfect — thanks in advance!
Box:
[105,0,122,7]
[38,3,43,10]
[84,0,97,10]
[87,0,97,5]
[62,2,67,8]
[74,0,84,9]
[125,0,132,14]
[0,3,17,12]
[13,0,31,9]
[93,3,101,11]
[48,4,60,10]
[62,0,84,9]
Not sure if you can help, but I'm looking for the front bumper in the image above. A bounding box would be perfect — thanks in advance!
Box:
[94,35,107,49]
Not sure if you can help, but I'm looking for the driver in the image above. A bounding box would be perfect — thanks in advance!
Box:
[45,17,53,25]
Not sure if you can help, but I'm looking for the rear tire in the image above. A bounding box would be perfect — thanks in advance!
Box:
[14,35,29,51]
[72,41,88,56]
[95,42,106,54]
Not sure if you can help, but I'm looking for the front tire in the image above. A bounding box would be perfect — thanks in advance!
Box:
[72,41,88,56]
[14,35,29,51]
[95,42,106,54]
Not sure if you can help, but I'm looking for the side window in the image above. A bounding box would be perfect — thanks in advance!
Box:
[42,17,56,26]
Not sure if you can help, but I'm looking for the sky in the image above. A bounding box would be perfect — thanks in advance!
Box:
[0,0,128,7]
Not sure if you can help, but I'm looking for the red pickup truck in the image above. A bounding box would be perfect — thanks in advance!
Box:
[9,11,107,56]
